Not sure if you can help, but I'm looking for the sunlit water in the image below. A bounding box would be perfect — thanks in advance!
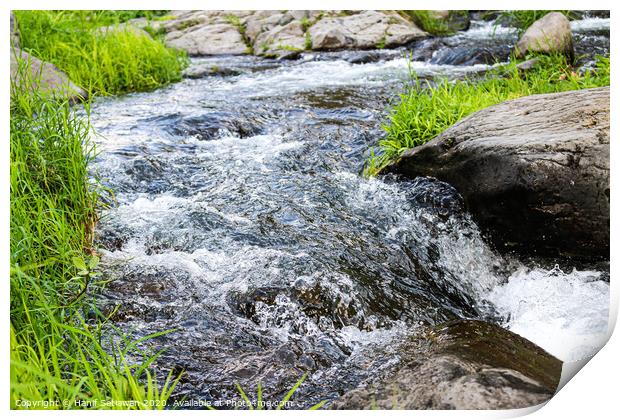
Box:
[88,18,610,406]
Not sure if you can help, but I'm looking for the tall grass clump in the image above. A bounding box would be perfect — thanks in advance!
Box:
[14,10,188,96]
[10,56,180,409]
[366,54,610,175]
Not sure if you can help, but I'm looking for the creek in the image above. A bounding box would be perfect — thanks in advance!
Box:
[89,17,610,407]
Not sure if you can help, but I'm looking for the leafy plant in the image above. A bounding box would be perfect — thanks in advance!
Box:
[376,36,386,49]
[305,32,313,50]
[300,16,312,32]
[14,10,188,96]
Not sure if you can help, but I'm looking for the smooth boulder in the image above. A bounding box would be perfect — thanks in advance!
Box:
[10,49,86,103]
[515,12,574,60]
[334,320,562,409]
[383,87,610,258]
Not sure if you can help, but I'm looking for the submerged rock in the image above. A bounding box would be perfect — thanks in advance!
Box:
[383,87,610,258]
[182,63,242,79]
[515,12,574,60]
[10,49,86,103]
[334,320,562,409]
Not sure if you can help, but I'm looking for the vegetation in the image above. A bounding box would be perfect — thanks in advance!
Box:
[10,60,181,409]
[11,11,184,409]
[366,54,611,175]
[14,10,188,96]
[232,374,327,410]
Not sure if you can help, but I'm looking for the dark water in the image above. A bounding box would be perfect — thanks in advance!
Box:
[89,18,610,408]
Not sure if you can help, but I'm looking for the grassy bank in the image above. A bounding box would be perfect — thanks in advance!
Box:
[366,54,610,175]
[14,10,187,96]
[10,11,184,409]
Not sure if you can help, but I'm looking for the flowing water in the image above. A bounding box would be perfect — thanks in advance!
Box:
[89,18,610,407]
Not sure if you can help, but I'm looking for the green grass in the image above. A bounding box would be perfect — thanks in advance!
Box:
[10,40,181,410]
[231,374,327,410]
[43,10,170,26]
[366,54,610,175]
[14,10,188,96]
[405,11,454,36]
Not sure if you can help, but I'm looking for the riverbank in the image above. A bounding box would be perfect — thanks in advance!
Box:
[367,53,610,175]
[10,10,186,409]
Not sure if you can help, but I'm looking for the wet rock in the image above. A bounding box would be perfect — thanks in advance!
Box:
[404,177,465,217]
[333,320,561,409]
[586,10,610,18]
[383,87,610,258]
[430,46,501,66]
[182,64,241,79]
[515,12,574,61]
[167,112,262,140]
[345,51,384,64]
[429,10,471,33]
[516,57,539,72]
[409,35,512,66]
[10,49,86,103]
[276,50,302,60]
[309,11,427,50]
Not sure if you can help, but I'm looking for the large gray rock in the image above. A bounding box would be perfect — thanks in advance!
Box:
[161,11,254,55]
[151,11,428,56]
[310,11,427,50]
[10,49,86,103]
[254,21,307,56]
[334,320,562,409]
[383,87,610,258]
[166,23,248,55]
[515,12,574,60]
[244,10,285,44]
